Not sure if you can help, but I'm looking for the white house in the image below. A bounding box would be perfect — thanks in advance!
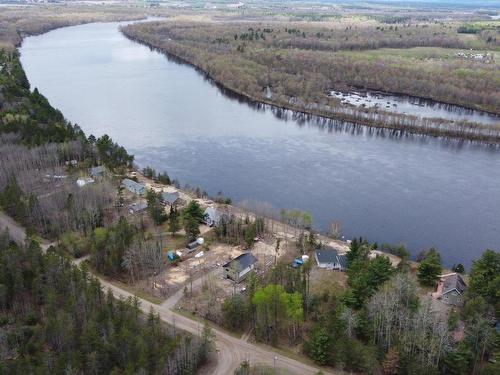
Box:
[314,247,347,271]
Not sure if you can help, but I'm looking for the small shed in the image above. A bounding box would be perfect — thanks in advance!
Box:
[315,247,347,271]
[223,253,258,282]
[122,179,146,195]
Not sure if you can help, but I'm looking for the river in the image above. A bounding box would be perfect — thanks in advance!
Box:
[19,21,500,267]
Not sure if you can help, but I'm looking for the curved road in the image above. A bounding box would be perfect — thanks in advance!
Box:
[0,212,337,374]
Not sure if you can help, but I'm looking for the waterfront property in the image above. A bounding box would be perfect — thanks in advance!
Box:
[122,178,146,195]
[20,20,500,268]
[433,273,467,306]
[223,253,258,282]
[204,206,225,227]
[161,191,180,206]
[315,247,347,271]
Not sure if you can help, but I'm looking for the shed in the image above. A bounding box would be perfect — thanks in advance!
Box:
[223,253,258,282]
[315,247,347,271]
[122,179,146,195]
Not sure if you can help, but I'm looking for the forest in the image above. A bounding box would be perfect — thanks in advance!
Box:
[122,17,500,142]
[0,232,210,374]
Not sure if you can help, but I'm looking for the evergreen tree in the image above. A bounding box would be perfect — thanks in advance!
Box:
[417,248,442,287]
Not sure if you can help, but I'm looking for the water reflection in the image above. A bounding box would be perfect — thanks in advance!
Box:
[19,21,500,267]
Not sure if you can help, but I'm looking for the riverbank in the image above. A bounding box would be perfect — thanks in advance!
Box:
[19,19,500,267]
[0,4,148,50]
[121,20,500,144]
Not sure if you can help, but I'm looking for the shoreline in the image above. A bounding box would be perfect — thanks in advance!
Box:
[122,31,500,145]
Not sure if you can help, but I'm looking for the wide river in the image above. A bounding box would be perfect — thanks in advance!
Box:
[20,21,500,267]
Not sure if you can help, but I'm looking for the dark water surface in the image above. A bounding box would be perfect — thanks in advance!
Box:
[19,21,500,267]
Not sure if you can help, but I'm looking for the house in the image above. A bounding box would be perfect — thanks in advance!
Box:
[129,201,148,214]
[90,165,107,178]
[122,179,146,195]
[161,191,180,206]
[223,253,258,282]
[434,273,467,306]
[314,247,347,271]
[76,177,94,187]
[204,206,225,227]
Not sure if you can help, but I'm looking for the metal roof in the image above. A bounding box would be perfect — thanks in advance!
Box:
[90,165,106,176]
[223,253,258,273]
[315,247,347,268]
[122,178,145,192]
[442,273,467,295]
[204,206,222,221]
[162,191,180,204]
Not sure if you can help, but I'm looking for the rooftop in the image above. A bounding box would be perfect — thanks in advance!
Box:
[90,165,106,175]
[204,206,222,220]
[315,247,347,269]
[223,252,258,273]
[162,191,180,204]
[442,273,467,295]
[122,178,145,191]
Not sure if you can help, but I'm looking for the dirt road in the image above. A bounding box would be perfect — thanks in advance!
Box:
[0,212,338,374]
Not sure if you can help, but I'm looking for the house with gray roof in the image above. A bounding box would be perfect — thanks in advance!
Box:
[129,201,148,214]
[435,273,467,306]
[161,191,180,206]
[223,253,258,282]
[314,247,347,271]
[204,206,225,227]
[90,165,108,178]
[122,178,146,195]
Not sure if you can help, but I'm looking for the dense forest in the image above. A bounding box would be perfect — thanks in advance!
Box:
[0,232,209,374]
[122,19,500,142]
